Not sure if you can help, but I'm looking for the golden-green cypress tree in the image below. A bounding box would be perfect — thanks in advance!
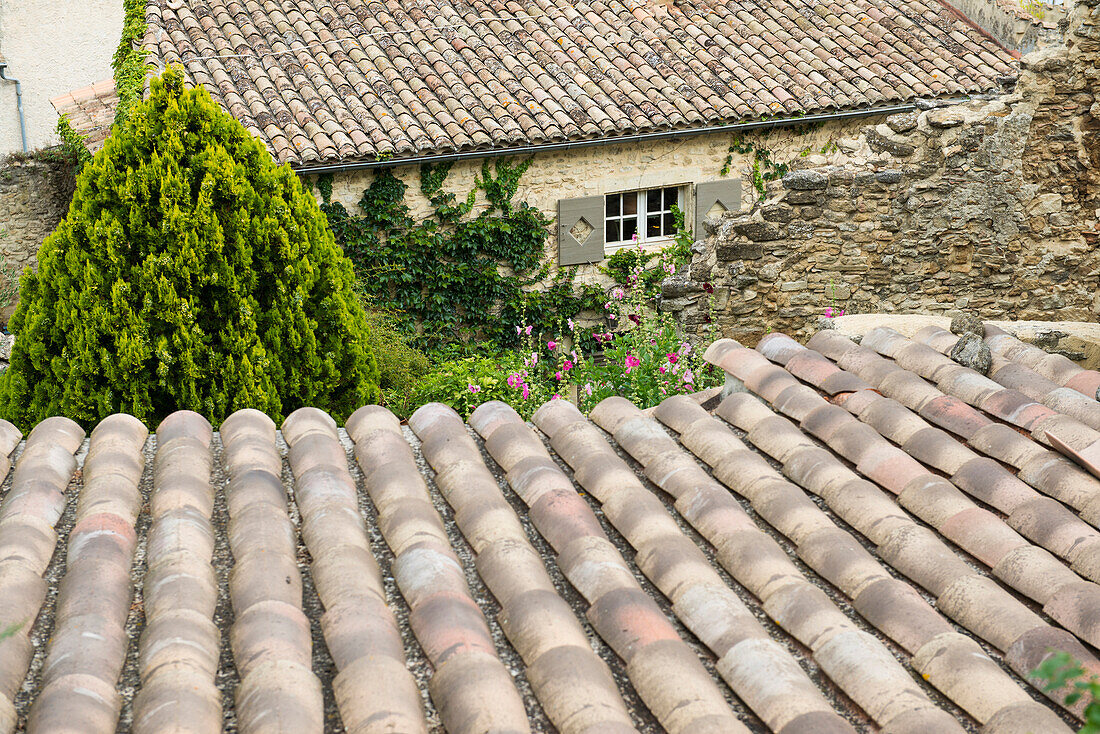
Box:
[0,67,379,429]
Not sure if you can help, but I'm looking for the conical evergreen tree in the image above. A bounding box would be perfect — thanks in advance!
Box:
[0,67,379,429]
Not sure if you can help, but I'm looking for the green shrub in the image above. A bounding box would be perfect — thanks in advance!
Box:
[361,306,431,416]
[1033,652,1100,733]
[0,67,379,429]
[406,349,553,420]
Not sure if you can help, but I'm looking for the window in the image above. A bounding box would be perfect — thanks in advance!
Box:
[604,186,683,249]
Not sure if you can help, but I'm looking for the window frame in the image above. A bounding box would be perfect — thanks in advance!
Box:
[603,185,686,252]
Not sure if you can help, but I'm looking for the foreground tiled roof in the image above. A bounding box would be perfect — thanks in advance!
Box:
[49,79,119,154]
[144,0,1017,166]
[3,324,1100,731]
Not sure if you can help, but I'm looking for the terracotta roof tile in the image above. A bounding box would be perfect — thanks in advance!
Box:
[12,327,1100,729]
[144,0,1017,165]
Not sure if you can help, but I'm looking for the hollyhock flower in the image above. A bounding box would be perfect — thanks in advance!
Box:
[468,384,481,393]
[507,373,521,388]
[584,383,594,396]
[552,394,561,400]
[624,354,641,374]
[683,370,695,384]
[522,383,530,399]
[530,352,538,365]
[547,340,557,350]
[524,325,533,335]
[611,287,625,300]
[659,366,666,374]
[628,314,640,325]
[567,318,575,331]
[703,283,714,294]
[680,342,692,355]
[515,325,523,335]
[667,353,678,364]
[824,307,833,318]
[563,360,574,371]
[555,371,563,381]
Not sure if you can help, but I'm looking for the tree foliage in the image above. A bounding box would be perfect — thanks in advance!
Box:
[0,67,379,429]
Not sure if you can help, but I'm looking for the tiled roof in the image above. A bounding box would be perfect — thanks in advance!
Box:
[7,326,1100,730]
[49,79,119,154]
[144,0,1018,166]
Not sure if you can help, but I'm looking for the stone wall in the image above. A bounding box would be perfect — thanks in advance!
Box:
[668,0,1100,346]
[0,156,74,320]
[320,119,865,287]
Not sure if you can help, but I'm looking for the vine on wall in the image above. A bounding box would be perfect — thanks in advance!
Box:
[112,0,148,128]
[318,160,603,352]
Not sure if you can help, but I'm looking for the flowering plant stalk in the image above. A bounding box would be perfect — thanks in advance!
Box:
[552,237,720,411]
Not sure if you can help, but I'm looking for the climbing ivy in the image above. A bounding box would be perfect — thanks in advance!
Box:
[112,0,148,128]
[319,160,603,352]
[719,117,834,197]
[56,115,92,173]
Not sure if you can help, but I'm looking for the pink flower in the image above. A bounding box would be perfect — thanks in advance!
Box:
[659,366,666,374]
[584,383,594,396]
[683,370,695,384]
[555,371,563,381]
[515,325,522,335]
[563,360,574,371]
[611,287,625,300]
[824,307,833,318]
[567,318,575,331]
[679,342,692,355]
[507,372,521,388]
[530,352,538,365]
[468,384,481,393]
[667,353,678,364]
[624,354,641,374]
[522,383,530,399]
[548,340,557,351]
[552,393,561,400]
[524,325,533,335]
[628,314,640,325]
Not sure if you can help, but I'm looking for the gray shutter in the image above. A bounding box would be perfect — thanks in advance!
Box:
[694,180,742,238]
[558,196,605,265]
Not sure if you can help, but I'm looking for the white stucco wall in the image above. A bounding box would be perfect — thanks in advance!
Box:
[0,0,122,154]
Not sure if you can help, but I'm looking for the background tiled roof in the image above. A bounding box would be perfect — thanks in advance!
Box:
[145,0,1017,166]
[49,79,119,153]
[5,324,1100,731]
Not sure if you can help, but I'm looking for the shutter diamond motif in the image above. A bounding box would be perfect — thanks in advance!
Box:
[694,180,742,240]
[558,196,605,265]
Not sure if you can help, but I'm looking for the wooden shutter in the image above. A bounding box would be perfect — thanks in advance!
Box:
[694,180,742,238]
[558,196,605,265]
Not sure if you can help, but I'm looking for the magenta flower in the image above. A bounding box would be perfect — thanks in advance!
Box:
[522,383,530,399]
[563,360,574,371]
[507,372,521,388]
[525,325,533,335]
[683,369,695,384]
[624,354,641,374]
[659,366,666,374]
[567,318,575,331]
[555,371,563,381]
[468,384,481,393]
[611,287,625,300]
[548,340,557,351]
[628,314,640,325]
[667,353,679,364]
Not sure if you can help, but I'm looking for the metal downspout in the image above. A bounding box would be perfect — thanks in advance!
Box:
[0,62,28,152]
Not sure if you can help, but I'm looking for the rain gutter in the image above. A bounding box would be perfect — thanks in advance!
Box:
[291,102,926,175]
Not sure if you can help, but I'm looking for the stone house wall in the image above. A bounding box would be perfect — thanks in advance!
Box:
[319,118,870,286]
[666,0,1100,346]
[0,0,123,154]
[0,156,74,321]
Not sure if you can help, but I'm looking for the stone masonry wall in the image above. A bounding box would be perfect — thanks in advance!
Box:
[0,156,74,320]
[669,0,1100,346]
